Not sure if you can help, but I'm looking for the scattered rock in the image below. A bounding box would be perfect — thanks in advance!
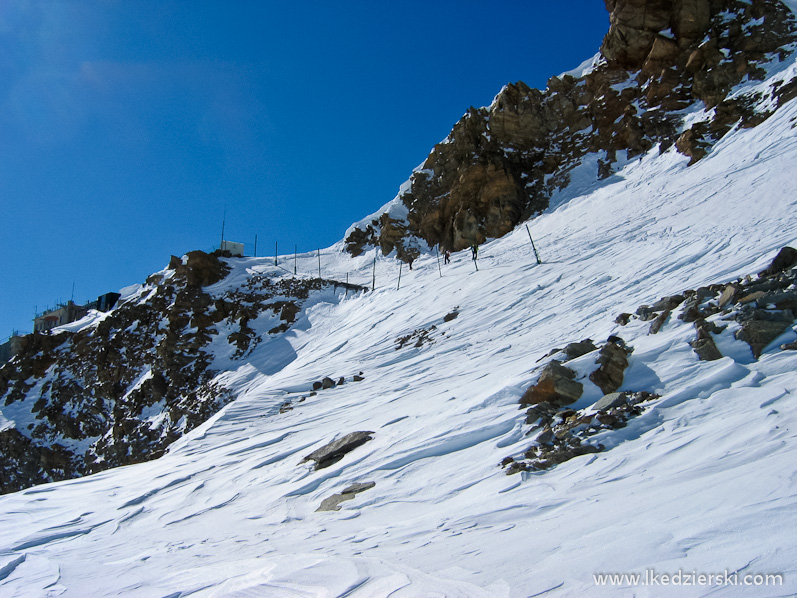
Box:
[443,310,459,322]
[592,392,628,412]
[316,481,376,512]
[648,309,671,334]
[353,374,365,382]
[396,326,436,350]
[321,377,336,390]
[687,310,729,362]
[718,284,739,308]
[301,431,374,470]
[519,361,583,407]
[563,339,598,360]
[506,391,658,474]
[615,313,632,325]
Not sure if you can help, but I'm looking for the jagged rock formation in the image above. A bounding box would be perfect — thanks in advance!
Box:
[345,0,797,261]
[0,252,366,494]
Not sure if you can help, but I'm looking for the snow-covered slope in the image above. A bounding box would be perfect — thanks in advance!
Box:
[1,87,796,597]
[3,16,797,598]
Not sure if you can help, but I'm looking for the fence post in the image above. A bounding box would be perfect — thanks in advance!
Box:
[526,225,542,264]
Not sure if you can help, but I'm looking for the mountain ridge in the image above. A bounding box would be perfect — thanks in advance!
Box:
[344,0,796,260]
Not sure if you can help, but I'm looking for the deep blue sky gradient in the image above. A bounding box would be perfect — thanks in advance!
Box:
[0,1,608,338]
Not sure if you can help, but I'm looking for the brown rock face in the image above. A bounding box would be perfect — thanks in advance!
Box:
[345,0,796,263]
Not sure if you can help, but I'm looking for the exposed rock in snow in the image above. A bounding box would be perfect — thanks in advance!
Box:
[301,431,375,470]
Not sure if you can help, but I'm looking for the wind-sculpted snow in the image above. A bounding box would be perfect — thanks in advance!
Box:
[2,12,797,598]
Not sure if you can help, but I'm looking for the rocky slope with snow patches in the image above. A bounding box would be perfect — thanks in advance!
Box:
[1,1,797,596]
[0,250,366,494]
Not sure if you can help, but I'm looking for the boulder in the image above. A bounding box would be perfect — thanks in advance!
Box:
[759,246,797,277]
[691,337,722,361]
[735,310,795,359]
[648,309,671,334]
[520,361,583,407]
[321,377,336,390]
[615,313,632,325]
[589,339,631,395]
[301,431,374,470]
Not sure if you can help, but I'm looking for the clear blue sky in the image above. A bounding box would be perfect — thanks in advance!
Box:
[0,1,608,339]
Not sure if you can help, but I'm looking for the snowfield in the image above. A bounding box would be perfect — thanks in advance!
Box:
[3,44,797,598]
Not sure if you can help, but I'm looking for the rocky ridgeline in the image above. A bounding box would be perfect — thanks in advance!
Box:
[346,0,797,262]
[504,247,797,474]
[0,251,365,495]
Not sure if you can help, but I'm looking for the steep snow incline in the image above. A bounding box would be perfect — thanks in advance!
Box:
[2,67,797,598]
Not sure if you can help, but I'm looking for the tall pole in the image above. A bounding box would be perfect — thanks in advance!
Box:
[436,247,442,277]
[275,241,278,266]
[526,225,542,264]
[220,204,226,251]
[345,272,349,297]
[317,249,321,279]
[294,245,298,275]
[254,234,258,257]
[397,263,402,290]
[372,257,376,291]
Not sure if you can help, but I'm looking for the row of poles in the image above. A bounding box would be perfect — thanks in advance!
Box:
[250,227,542,293]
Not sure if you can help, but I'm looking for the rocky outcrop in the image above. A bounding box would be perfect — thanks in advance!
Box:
[506,391,659,473]
[620,246,797,361]
[345,1,796,262]
[507,246,795,475]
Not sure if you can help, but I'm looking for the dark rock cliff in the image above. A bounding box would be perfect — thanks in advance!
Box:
[345,0,797,260]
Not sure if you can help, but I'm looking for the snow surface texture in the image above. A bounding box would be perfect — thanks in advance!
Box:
[3,45,797,598]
